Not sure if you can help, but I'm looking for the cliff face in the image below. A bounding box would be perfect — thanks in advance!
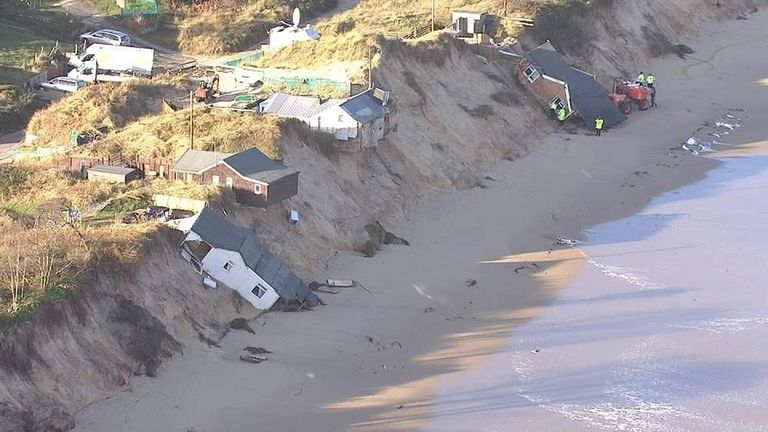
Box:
[0,0,762,430]
[0,231,257,431]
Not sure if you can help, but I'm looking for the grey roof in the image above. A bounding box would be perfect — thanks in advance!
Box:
[451,9,486,16]
[88,165,138,175]
[262,93,324,119]
[527,42,625,128]
[172,149,232,173]
[339,89,386,124]
[223,148,295,183]
[191,208,319,306]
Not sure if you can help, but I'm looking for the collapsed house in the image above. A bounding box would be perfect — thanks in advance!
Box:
[518,41,625,128]
[171,147,299,208]
[178,208,319,310]
[260,88,392,147]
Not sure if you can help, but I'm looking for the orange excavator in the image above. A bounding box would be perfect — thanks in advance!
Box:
[608,79,653,115]
[194,74,220,103]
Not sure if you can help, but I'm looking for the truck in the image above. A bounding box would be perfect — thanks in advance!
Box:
[67,44,154,83]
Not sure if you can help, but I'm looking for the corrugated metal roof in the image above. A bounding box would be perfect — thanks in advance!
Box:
[261,93,344,120]
[340,89,387,124]
[223,148,295,183]
[262,93,321,119]
[88,165,138,176]
[527,42,625,128]
[172,149,232,173]
[190,208,319,305]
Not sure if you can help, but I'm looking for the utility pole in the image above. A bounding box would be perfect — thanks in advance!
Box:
[431,0,435,32]
[189,91,194,150]
[368,46,373,90]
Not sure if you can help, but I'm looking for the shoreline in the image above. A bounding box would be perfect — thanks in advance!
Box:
[73,7,768,432]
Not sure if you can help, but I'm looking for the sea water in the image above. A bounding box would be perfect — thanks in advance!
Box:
[425,151,768,431]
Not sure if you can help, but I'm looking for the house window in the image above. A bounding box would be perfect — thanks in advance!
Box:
[254,183,263,195]
[251,284,267,298]
[551,97,565,110]
[223,260,235,271]
[523,66,541,83]
[225,177,234,188]
[212,175,220,186]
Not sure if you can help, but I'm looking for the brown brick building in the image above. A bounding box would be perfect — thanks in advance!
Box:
[517,41,625,129]
[171,148,299,208]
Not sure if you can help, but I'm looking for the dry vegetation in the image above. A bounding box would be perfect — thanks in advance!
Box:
[89,108,283,160]
[0,85,44,134]
[26,80,186,147]
[254,0,595,69]
[0,164,158,321]
[140,0,337,55]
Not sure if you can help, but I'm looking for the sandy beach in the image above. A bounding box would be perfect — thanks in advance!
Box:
[74,8,768,432]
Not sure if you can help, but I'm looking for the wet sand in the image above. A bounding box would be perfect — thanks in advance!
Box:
[74,8,768,432]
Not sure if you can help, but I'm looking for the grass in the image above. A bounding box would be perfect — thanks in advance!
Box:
[0,66,36,86]
[26,80,186,147]
[86,193,151,225]
[89,108,284,160]
[0,18,57,73]
[0,85,45,134]
[252,0,598,70]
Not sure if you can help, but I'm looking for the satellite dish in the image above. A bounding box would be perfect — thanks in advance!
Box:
[292,8,300,27]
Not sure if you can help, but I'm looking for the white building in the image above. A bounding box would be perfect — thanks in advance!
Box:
[178,208,318,310]
[268,25,320,51]
[260,89,391,146]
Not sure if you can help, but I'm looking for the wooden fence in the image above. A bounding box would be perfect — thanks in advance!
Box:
[53,156,175,179]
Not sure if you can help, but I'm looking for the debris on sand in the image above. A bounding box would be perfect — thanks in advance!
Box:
[531,348,541,353]
[366,335,387,351]
[465,279,477,287]
[240,355,267,364]
[674,43,695,59]
[240,346,271,364]
[327,279,355,287]
[243,346,272,355]
[316,287,339,294]
[360,221,410,257]
[229,318,255,334]
[682,110,743,155]
[556,237,580,247]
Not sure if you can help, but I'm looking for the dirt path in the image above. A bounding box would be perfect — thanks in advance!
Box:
[0,130,23,161]
[53,0,193,65]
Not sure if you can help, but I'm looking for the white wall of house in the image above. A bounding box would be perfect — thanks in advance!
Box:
[200,247,280,309]
[309,105,359,140]
[180,231,280,309]
[268,25,319,50]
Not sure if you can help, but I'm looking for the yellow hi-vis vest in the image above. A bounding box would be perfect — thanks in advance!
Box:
[637,73,646,83]
[595,117,604,130]
[646,74,656,85]
[557,108,567,121]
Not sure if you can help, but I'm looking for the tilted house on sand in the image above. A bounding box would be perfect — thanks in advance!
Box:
[260,88,392,147]
[518,41,625,128]
[178,208,319,310]
[171,148,299,208]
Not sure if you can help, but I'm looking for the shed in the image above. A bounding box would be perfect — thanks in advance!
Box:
[451,10,489,42]
[87,165,141,184]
